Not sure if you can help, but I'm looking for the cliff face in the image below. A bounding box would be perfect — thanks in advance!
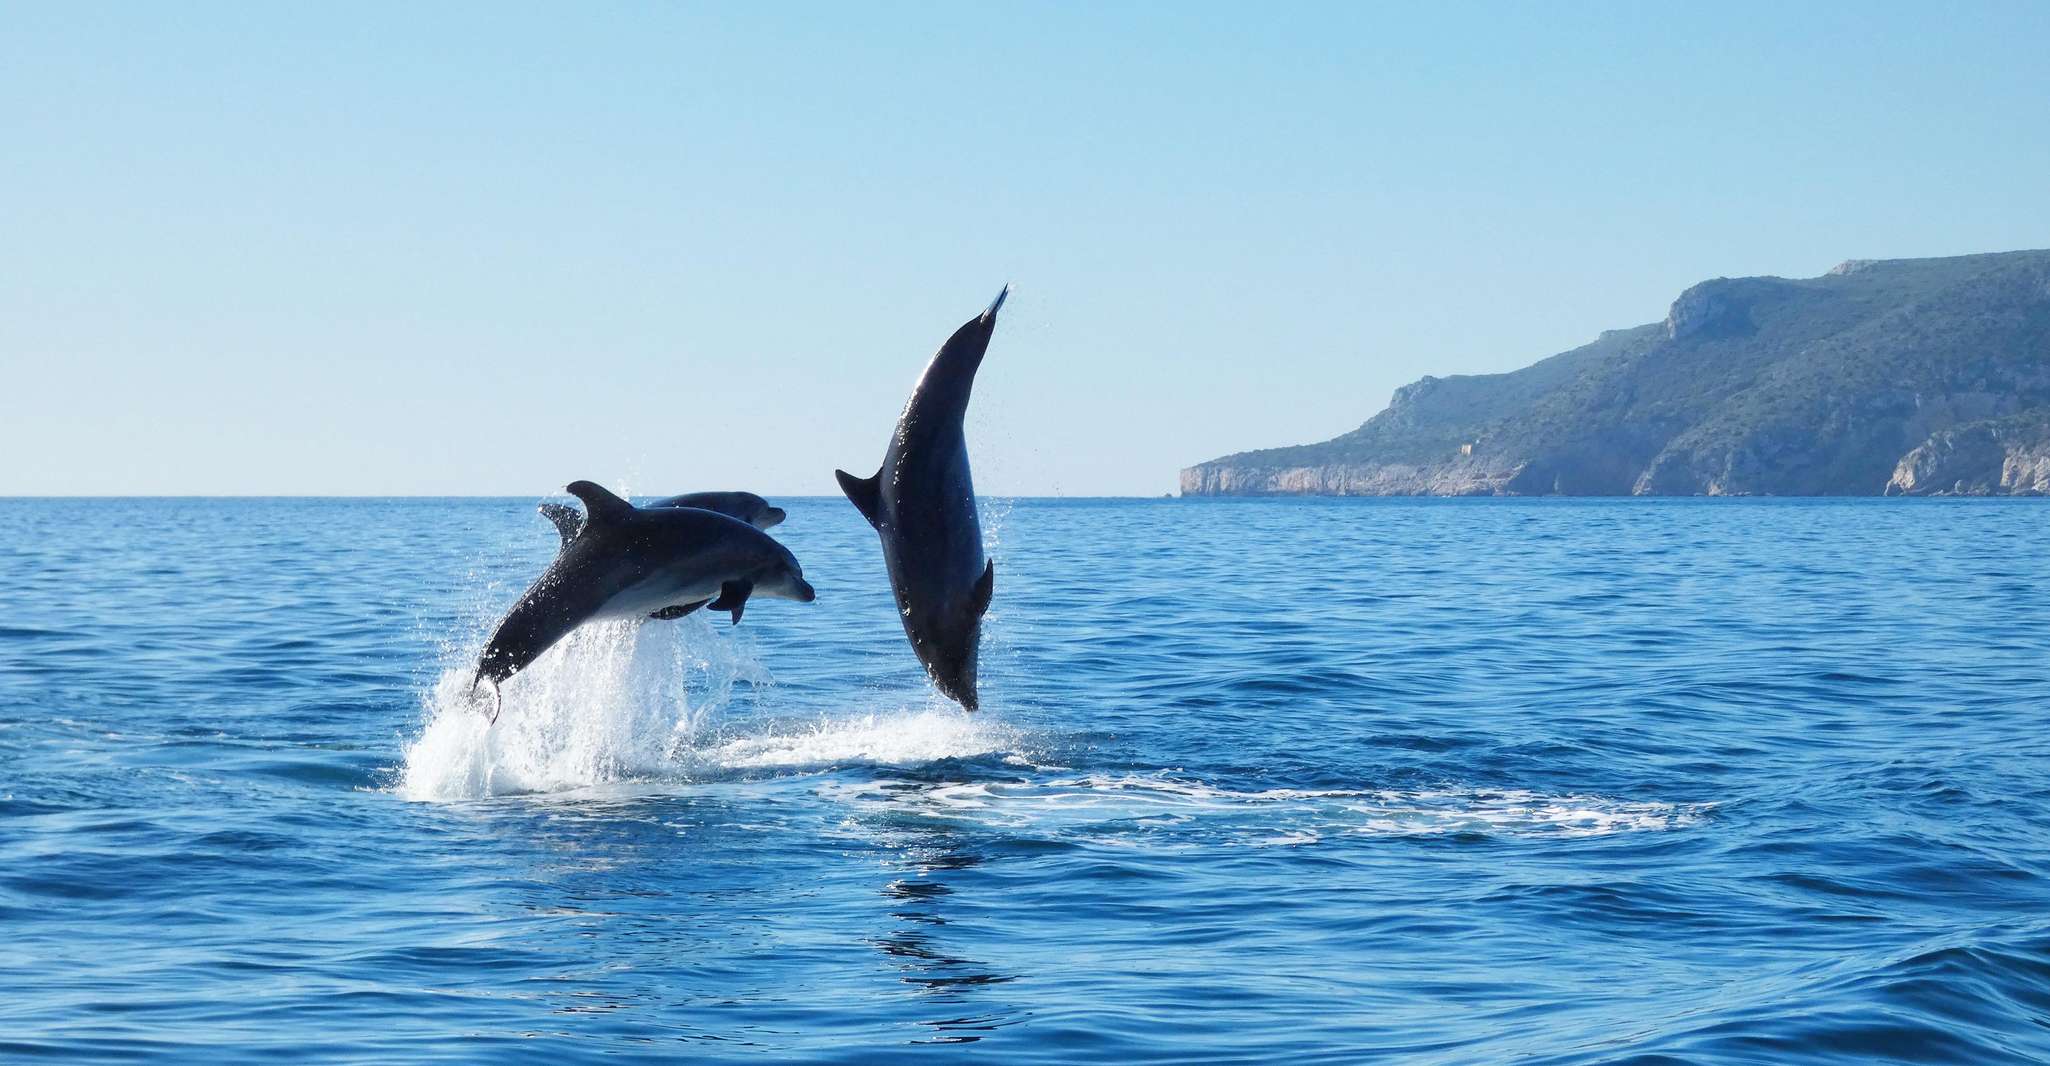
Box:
[1181,250,2050,496]
[1885,414,2050,495]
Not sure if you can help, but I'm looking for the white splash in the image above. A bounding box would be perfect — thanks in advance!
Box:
[398,618,766,801]
[395,615,1031,802]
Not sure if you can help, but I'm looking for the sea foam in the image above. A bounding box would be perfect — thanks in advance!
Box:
[397,618,1025,801]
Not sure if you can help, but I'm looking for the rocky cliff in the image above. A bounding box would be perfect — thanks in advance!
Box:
[1182,250,2050,496]
[1885,413,2050,495]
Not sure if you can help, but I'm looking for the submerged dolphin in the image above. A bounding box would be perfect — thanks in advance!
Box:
[538,490,785,546]
[835,287,1006,711]
[473,480,815,720]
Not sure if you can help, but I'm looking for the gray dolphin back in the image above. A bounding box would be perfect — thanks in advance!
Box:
[476,482,643,710]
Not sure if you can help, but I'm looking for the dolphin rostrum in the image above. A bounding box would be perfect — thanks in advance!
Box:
[473,480,816,720]
[538,490,785,547]
[835,287,1006,711]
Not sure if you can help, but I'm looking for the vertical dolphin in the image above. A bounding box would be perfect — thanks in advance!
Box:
[835,287,1007,710]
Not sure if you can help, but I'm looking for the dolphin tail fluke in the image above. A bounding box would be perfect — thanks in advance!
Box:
[835,468,883,528]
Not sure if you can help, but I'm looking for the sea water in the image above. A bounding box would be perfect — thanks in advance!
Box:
[3,497,2048,1062]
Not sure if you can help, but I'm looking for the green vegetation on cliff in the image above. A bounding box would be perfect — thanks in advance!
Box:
[1182,250,2050,496]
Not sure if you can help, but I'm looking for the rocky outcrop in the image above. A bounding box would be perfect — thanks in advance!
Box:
[1181,250,2050,496]
[1666,277,1761,340]
[1178,456,1523,497]
[1885,414,2050,495]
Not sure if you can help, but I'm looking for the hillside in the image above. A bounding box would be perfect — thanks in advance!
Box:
[1181,250,2050,496]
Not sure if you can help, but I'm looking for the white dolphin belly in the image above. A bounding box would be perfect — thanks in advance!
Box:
[594,571,725,620]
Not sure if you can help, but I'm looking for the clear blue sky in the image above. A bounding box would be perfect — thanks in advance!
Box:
[4,3,2047,496]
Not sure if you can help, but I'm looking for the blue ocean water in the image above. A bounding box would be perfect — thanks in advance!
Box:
[3,496,2048,1063]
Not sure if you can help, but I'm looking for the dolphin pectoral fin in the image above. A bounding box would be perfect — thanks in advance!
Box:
[972,559,994,616]
[835,468,884,528]
[565,480,636,527]
[707,579,753,625]
[649,600,708,621]
[538,503,583,546]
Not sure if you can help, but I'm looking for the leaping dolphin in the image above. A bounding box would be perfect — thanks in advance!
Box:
[538,490,785,546]
[835,286,1006,711]
[473,480,816,720]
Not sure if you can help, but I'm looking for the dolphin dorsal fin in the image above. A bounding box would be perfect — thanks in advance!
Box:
[538,502,583,546]
[835,468,884,528]
[564,481,635,528]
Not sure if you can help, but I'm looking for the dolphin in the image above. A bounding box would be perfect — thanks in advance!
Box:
[834,286,1006,711]
[473,480,816,720]
[538,490,785,547]
[645,492,786,529]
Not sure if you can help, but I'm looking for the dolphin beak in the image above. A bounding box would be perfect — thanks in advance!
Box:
[795,578,816,603]
[982,283,1010,322]
[760,507,788,529]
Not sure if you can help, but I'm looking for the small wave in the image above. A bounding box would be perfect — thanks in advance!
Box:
[693,708,1026,771]
[823,774,1706,845]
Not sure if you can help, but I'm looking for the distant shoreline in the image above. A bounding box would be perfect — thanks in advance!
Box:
[2,494,2043,503]
[1183,250,2050,499]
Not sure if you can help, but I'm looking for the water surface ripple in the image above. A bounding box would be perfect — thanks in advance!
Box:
[3,497,2048,1062]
